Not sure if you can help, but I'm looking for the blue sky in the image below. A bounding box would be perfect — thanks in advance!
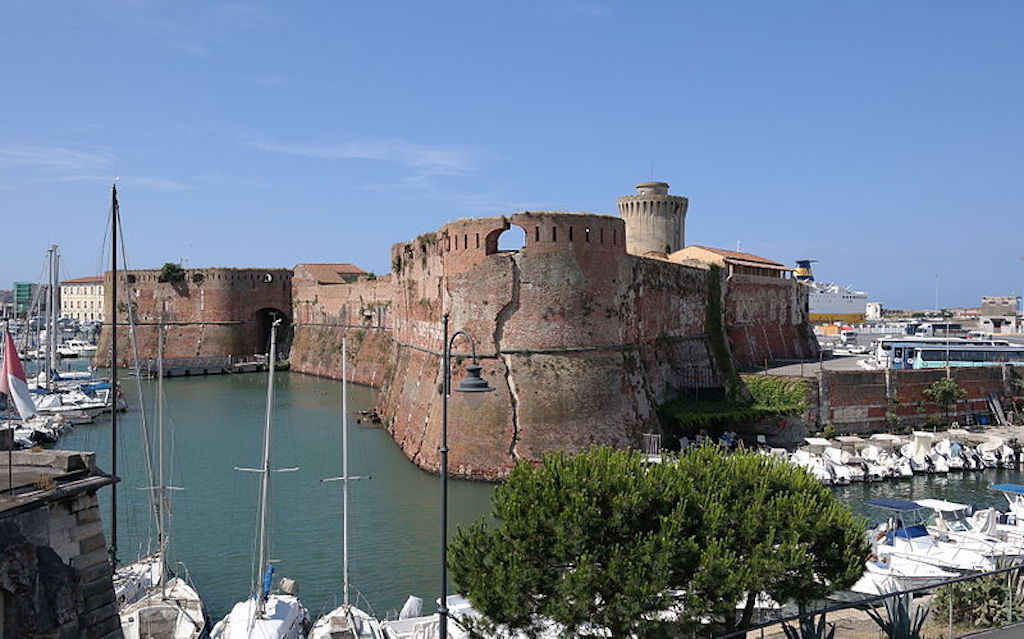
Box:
[1,1,1021,309]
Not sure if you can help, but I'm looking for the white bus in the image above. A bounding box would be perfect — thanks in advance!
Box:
[869,336,1010,370]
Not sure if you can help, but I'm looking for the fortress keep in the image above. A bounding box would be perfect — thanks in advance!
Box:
[618,181,689,256]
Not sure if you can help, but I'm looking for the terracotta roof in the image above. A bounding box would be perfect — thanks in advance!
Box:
[296,263,368,284]
[686,246,787,268]
[60,276,104,284]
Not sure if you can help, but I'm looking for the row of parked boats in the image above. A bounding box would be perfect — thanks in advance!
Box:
[779,432,1017,485]
[1,372,125,448]
[852,485,1024,596]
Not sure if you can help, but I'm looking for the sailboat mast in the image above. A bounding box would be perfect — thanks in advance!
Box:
[46,245,58,388]
[342,336,349,607]
[110,184,119,563]
[256,318,280,581]
[157,325,166,594]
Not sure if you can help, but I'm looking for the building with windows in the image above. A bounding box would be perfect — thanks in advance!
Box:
[60,276,104,321]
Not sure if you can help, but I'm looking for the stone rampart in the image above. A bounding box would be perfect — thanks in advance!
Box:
[0,451,122,639]
[96,267,293,365]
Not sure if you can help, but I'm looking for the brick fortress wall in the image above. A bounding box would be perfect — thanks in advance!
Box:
[96,267,293,365]
[725,273,819,369]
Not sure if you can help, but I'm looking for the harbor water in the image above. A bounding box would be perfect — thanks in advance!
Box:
[55,368,1024,621]
[57,370,495,622]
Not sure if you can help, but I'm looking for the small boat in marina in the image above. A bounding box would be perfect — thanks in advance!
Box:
[867,434,913,478]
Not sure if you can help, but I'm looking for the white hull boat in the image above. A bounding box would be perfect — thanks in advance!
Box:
[310,604,384,639]
[211,594,308,639]
[121,577,207,639]
[115,553,164,609]
[852,555,959,595]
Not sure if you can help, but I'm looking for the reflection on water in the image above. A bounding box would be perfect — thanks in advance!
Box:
[56,367,1024,622]
[58,371,495,621]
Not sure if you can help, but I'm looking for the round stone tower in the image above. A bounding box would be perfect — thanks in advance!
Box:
[617,181,689,256]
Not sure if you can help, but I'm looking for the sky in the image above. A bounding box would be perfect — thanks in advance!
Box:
[1,1,1021,309]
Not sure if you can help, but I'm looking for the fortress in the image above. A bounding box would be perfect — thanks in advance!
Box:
[289,182,818,478]
[100,182,818,478]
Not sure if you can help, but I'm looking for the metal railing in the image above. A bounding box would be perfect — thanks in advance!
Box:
[712,563,1024,639]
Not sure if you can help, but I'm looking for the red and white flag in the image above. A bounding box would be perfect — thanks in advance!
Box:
[0,329,37,420]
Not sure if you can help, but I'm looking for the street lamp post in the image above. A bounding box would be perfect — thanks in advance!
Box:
[439,312,493,638]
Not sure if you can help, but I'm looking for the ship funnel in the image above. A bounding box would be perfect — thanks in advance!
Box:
[795,259,817,282]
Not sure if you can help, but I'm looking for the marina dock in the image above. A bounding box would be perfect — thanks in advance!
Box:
[129,355,273,378]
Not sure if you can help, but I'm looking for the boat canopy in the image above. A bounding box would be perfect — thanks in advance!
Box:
[866,498,923,512]
[916,498,969,512]
[990,484,1024,495]
[893,525,930,539]
[804,437,833,447]
[835,436,865,444]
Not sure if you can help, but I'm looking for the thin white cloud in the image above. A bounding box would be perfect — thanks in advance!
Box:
[0,145,190,191]
[0,145,115,174]
[253,138,479,177]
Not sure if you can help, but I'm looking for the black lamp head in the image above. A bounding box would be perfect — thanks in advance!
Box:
[454,363,494,394]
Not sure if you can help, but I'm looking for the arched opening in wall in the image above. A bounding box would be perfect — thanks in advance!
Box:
[251,307,292,359]
[484,225,527,255]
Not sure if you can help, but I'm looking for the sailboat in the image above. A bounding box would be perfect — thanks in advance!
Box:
[120,326,208,639]
[310,337,384,639]
[105,183,166,610]
[211,319,311,639]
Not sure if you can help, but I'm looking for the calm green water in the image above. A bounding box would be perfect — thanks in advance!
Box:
[57,371,495,622]
[55,368,1024,622]
[834,468,1024,524]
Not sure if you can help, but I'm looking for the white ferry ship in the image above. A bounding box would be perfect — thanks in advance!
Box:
[795,260,868,323]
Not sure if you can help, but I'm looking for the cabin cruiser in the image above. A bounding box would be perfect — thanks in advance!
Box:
[867,499,993,573]
[915,498,1024,560]
[57,339,97,358]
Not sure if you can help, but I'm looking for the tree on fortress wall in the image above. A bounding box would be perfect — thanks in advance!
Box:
[157,262,186,283]
[450,446,868,638]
